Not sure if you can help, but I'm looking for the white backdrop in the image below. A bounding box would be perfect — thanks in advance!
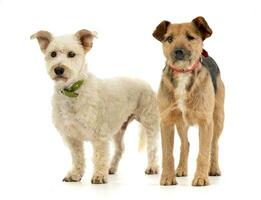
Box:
[0,0,261,199]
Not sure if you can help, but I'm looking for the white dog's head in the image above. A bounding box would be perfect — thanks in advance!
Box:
[31,30,96,86]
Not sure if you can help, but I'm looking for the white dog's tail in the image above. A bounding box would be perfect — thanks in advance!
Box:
[138,125,147,151]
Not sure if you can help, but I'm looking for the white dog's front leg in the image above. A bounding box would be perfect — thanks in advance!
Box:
[63,136,85,182]
[91,140,109,184]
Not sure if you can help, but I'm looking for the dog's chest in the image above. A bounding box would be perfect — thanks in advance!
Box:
[175,74,190,114]
[53,95,97,140]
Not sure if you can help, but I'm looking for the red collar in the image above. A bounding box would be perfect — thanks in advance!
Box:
[201,49,209,57]
[168,59,200,74]
[167,49,208,75]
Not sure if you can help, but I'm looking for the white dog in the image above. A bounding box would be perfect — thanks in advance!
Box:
[31,29,159,184]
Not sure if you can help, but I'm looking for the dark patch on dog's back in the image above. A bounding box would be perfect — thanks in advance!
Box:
[201,56,220,93]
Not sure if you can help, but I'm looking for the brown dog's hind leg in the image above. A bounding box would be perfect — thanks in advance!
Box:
[209,113,224,176]
[176,121,189,177]
[192,120,213,186]
[160,121,177,185]
[209,77,225,176]
[209,122,222,176]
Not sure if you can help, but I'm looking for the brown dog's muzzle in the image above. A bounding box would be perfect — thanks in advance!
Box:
[171,47,191,62]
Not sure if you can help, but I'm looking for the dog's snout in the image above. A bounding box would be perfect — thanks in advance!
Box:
[174,48,185,60]
[54,66,64,76]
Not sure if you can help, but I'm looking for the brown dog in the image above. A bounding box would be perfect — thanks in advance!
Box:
[153,17,225,186]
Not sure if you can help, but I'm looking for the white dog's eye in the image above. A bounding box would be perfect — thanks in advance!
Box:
[68,51,76,58]
[50,51,57,57]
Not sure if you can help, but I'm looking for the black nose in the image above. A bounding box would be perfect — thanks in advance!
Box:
[174,48,185,60]
[54,67,64,76]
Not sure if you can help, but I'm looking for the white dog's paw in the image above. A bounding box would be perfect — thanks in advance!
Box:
[62,169,83,182]
[91,174,108,184]
[63,174,82,182]
[108,167,117,175]
[145,165,159,175]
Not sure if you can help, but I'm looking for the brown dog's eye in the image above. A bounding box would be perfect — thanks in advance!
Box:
[187,34,195,41]
[166,36,173,43]
[68,51,76,58]
[50,51,57,57]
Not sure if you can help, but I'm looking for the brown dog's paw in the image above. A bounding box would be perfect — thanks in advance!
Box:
[175,167,187,177]
[63,175,81,182]
[91,175,108,184]
[192,176,209,186]
[209,167,221,176]
[160,174,177,186]
[145,166,159,175]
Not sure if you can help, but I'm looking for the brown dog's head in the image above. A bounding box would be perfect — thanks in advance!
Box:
[153,16,212,69]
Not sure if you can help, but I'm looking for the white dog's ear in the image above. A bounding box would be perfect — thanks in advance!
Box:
[75,29,96,53]
[30,30,53,53]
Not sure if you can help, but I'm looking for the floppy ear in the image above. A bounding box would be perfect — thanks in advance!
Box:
[192,16,212,40]
[30,30,53,53]
[153,20,170,42]
[75,29,96,53]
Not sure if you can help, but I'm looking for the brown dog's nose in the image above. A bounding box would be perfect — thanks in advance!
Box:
[174,48,185,60]
[54,66,64,76]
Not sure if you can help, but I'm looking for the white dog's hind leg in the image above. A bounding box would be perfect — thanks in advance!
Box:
[63,137,85,182]
[143,124,159,174]
[109,114,134,174]
[91,140,109,184]
[137,90,159,174]
[109,129,126,174]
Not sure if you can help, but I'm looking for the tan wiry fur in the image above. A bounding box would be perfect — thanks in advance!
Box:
[153,17,225,186]
[31,29,159,184]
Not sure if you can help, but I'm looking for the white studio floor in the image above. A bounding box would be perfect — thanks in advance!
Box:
[1,121,260,200]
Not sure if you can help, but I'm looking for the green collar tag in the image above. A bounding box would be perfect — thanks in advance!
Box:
[60,80,84,98]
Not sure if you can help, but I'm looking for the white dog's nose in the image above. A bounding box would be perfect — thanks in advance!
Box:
[54,67,64,76]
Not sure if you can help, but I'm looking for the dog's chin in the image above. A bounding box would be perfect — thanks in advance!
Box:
[52,76,78,88]
[53,76,69,82]
[169,60,192,68]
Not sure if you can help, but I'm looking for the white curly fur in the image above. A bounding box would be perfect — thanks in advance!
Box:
[31,30,159,184]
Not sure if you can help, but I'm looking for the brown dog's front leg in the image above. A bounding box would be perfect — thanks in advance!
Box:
[192,121,213,186]
[176,122,189,177]
[160,121,177,186]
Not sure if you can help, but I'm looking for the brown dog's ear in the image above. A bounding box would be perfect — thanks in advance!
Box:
[75,29,96,53]
[30,31,53,53]
[153,20,170,42]
[192,16,212,40]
